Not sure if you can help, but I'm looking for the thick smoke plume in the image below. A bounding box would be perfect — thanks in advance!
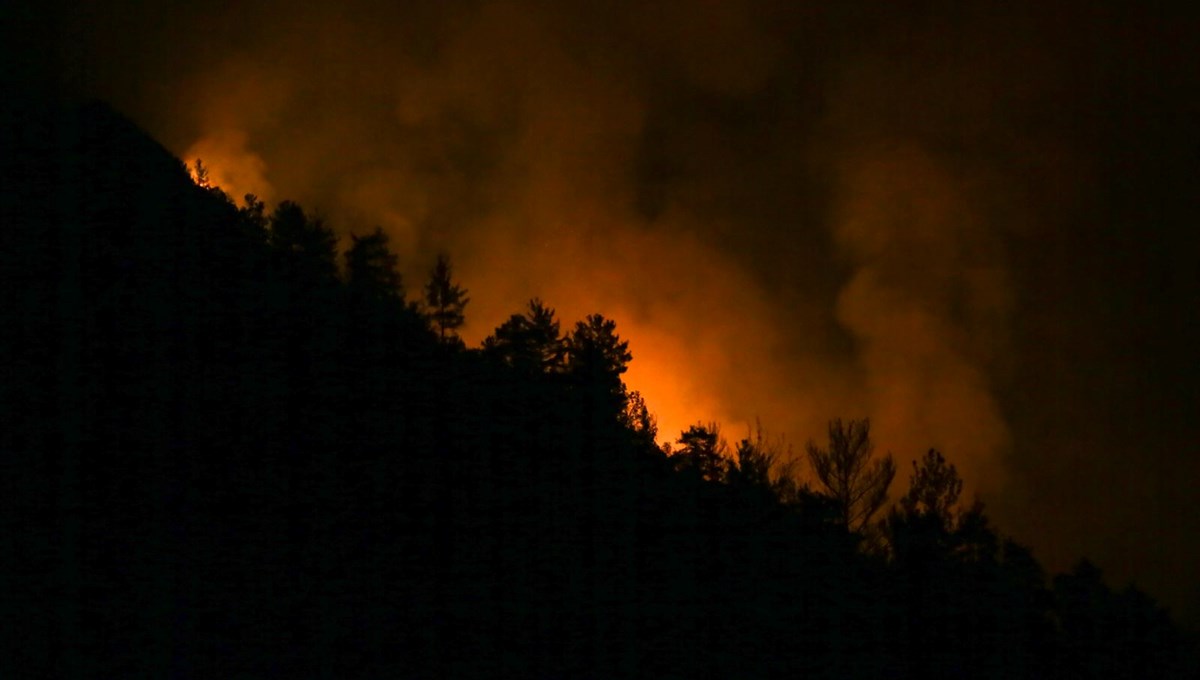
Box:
[145,0,875,457]
[62,0,1200,620]
[829,142,1014,496]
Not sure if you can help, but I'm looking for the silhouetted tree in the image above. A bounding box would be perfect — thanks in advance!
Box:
[482,298,565,373]
[671,423,728,481]
[728,422,802,503]
[346,227,404,302]
[952,498,999,563]
[886,448,997,562]
[622,389,659,450]
[898,448,963,531]
[192,157,211,188]
[5,98,1192,680]
[268,200,338,281]
[565,313,631,417]
[239,193,268,236]
[189,157,236,204]
[805,418,896,533]
[423,252,469,342]
[883,449,996,679]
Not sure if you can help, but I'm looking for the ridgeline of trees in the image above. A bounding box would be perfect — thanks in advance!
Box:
[1,98,1195,679]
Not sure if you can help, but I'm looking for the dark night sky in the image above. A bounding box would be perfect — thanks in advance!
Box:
[10,0,1200,622]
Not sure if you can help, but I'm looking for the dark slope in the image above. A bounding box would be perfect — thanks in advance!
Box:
[0,99,1193,679]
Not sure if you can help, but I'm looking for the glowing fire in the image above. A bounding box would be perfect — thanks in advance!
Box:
[183,130,273,203]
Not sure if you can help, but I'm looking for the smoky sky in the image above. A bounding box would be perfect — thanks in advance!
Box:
[37,0,1200,621]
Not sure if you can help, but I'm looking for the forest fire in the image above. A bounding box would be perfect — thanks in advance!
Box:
[184,130,273,203]
[46,0,1200,638]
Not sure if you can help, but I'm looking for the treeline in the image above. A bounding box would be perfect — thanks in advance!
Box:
[0,98,1195,679]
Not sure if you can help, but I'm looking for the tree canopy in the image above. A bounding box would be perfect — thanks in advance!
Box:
[2,100,1191,680]
[805,418,897,533]
[670,422,729,482]
[346,227,404,302]
[423,252,469,342]
[482,297,566,373]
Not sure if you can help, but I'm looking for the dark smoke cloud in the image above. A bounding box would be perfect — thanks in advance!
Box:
[54,0,1200,622]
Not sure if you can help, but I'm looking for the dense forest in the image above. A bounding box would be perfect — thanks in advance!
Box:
[1,97,1195,679]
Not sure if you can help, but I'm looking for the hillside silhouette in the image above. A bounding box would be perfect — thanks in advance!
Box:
[0,96,1195,679]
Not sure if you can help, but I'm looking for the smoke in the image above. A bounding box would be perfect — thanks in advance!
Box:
[829,142,1013,497]
[66,0,1200,618]
[185,129,274,203]
[130,0,1020,477]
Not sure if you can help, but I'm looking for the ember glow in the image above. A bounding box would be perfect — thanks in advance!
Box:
[185,129,274,204]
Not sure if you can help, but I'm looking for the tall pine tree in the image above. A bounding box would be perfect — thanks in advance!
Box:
[422,253,469,343]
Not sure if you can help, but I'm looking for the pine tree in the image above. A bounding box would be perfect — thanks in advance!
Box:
[346,228,403,302]
[728,422,801,503]
[483,298,566,373]
[622,390,659,450]
[422,253,469,342]
[268,200,338,282]
[566,313,632,414]
[670,423,728,482]
[805,418,896,533]
[192,158,210,187]
[239,194,268,235]
[897,449,963,530]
